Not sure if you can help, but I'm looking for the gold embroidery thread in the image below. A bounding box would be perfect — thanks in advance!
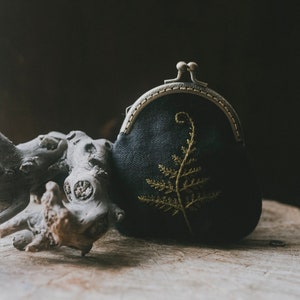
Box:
[138,111,219,234]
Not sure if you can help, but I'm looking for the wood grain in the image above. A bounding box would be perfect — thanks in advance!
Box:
[0,200,299,300]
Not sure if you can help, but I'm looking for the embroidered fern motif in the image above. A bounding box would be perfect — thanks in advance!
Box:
[138,111,219,234]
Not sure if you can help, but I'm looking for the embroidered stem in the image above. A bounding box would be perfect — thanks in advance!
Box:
[175,112,195,234]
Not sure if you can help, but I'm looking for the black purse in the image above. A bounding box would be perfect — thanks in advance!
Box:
[112,61,261,242]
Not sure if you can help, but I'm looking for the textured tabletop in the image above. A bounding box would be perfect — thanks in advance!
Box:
[0,200,299,300]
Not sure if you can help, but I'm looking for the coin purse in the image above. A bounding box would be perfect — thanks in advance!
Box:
[112,62,261,242]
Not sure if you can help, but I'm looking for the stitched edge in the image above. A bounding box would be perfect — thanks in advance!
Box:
[120,83,244,143]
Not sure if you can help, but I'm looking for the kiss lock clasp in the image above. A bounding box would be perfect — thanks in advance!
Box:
[164,61,208,87]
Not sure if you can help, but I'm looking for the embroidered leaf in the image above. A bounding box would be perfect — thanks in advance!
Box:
[185,192,221,210]
[180,177,209,191]
[138,111,220,235]
[146,179,175,194]
[181,146,188,155]
[185,157,197,165]
[158,164,178,178]
[181,167,202,177]
[172,154,182,165]
[138,195,180,215]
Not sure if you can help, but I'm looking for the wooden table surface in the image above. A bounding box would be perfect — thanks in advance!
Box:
[0,200,299,300]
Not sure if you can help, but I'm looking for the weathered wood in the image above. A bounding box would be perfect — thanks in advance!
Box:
[0,131,124,255]
[0,131,67,223]
[0,200,299,300]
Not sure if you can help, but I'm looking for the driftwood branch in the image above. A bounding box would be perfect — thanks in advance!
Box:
[0,131,124,255]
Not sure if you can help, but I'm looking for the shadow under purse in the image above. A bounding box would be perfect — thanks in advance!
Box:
[112,61,262,243]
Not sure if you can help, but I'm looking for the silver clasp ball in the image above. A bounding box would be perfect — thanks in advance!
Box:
[165,61,207,87]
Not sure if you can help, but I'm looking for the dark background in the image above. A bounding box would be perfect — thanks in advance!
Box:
[0,1,298,205]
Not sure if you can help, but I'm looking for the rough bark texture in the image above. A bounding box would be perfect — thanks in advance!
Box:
[0,131,67,223]
[0,200,299,299]
[0,131,124,255]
